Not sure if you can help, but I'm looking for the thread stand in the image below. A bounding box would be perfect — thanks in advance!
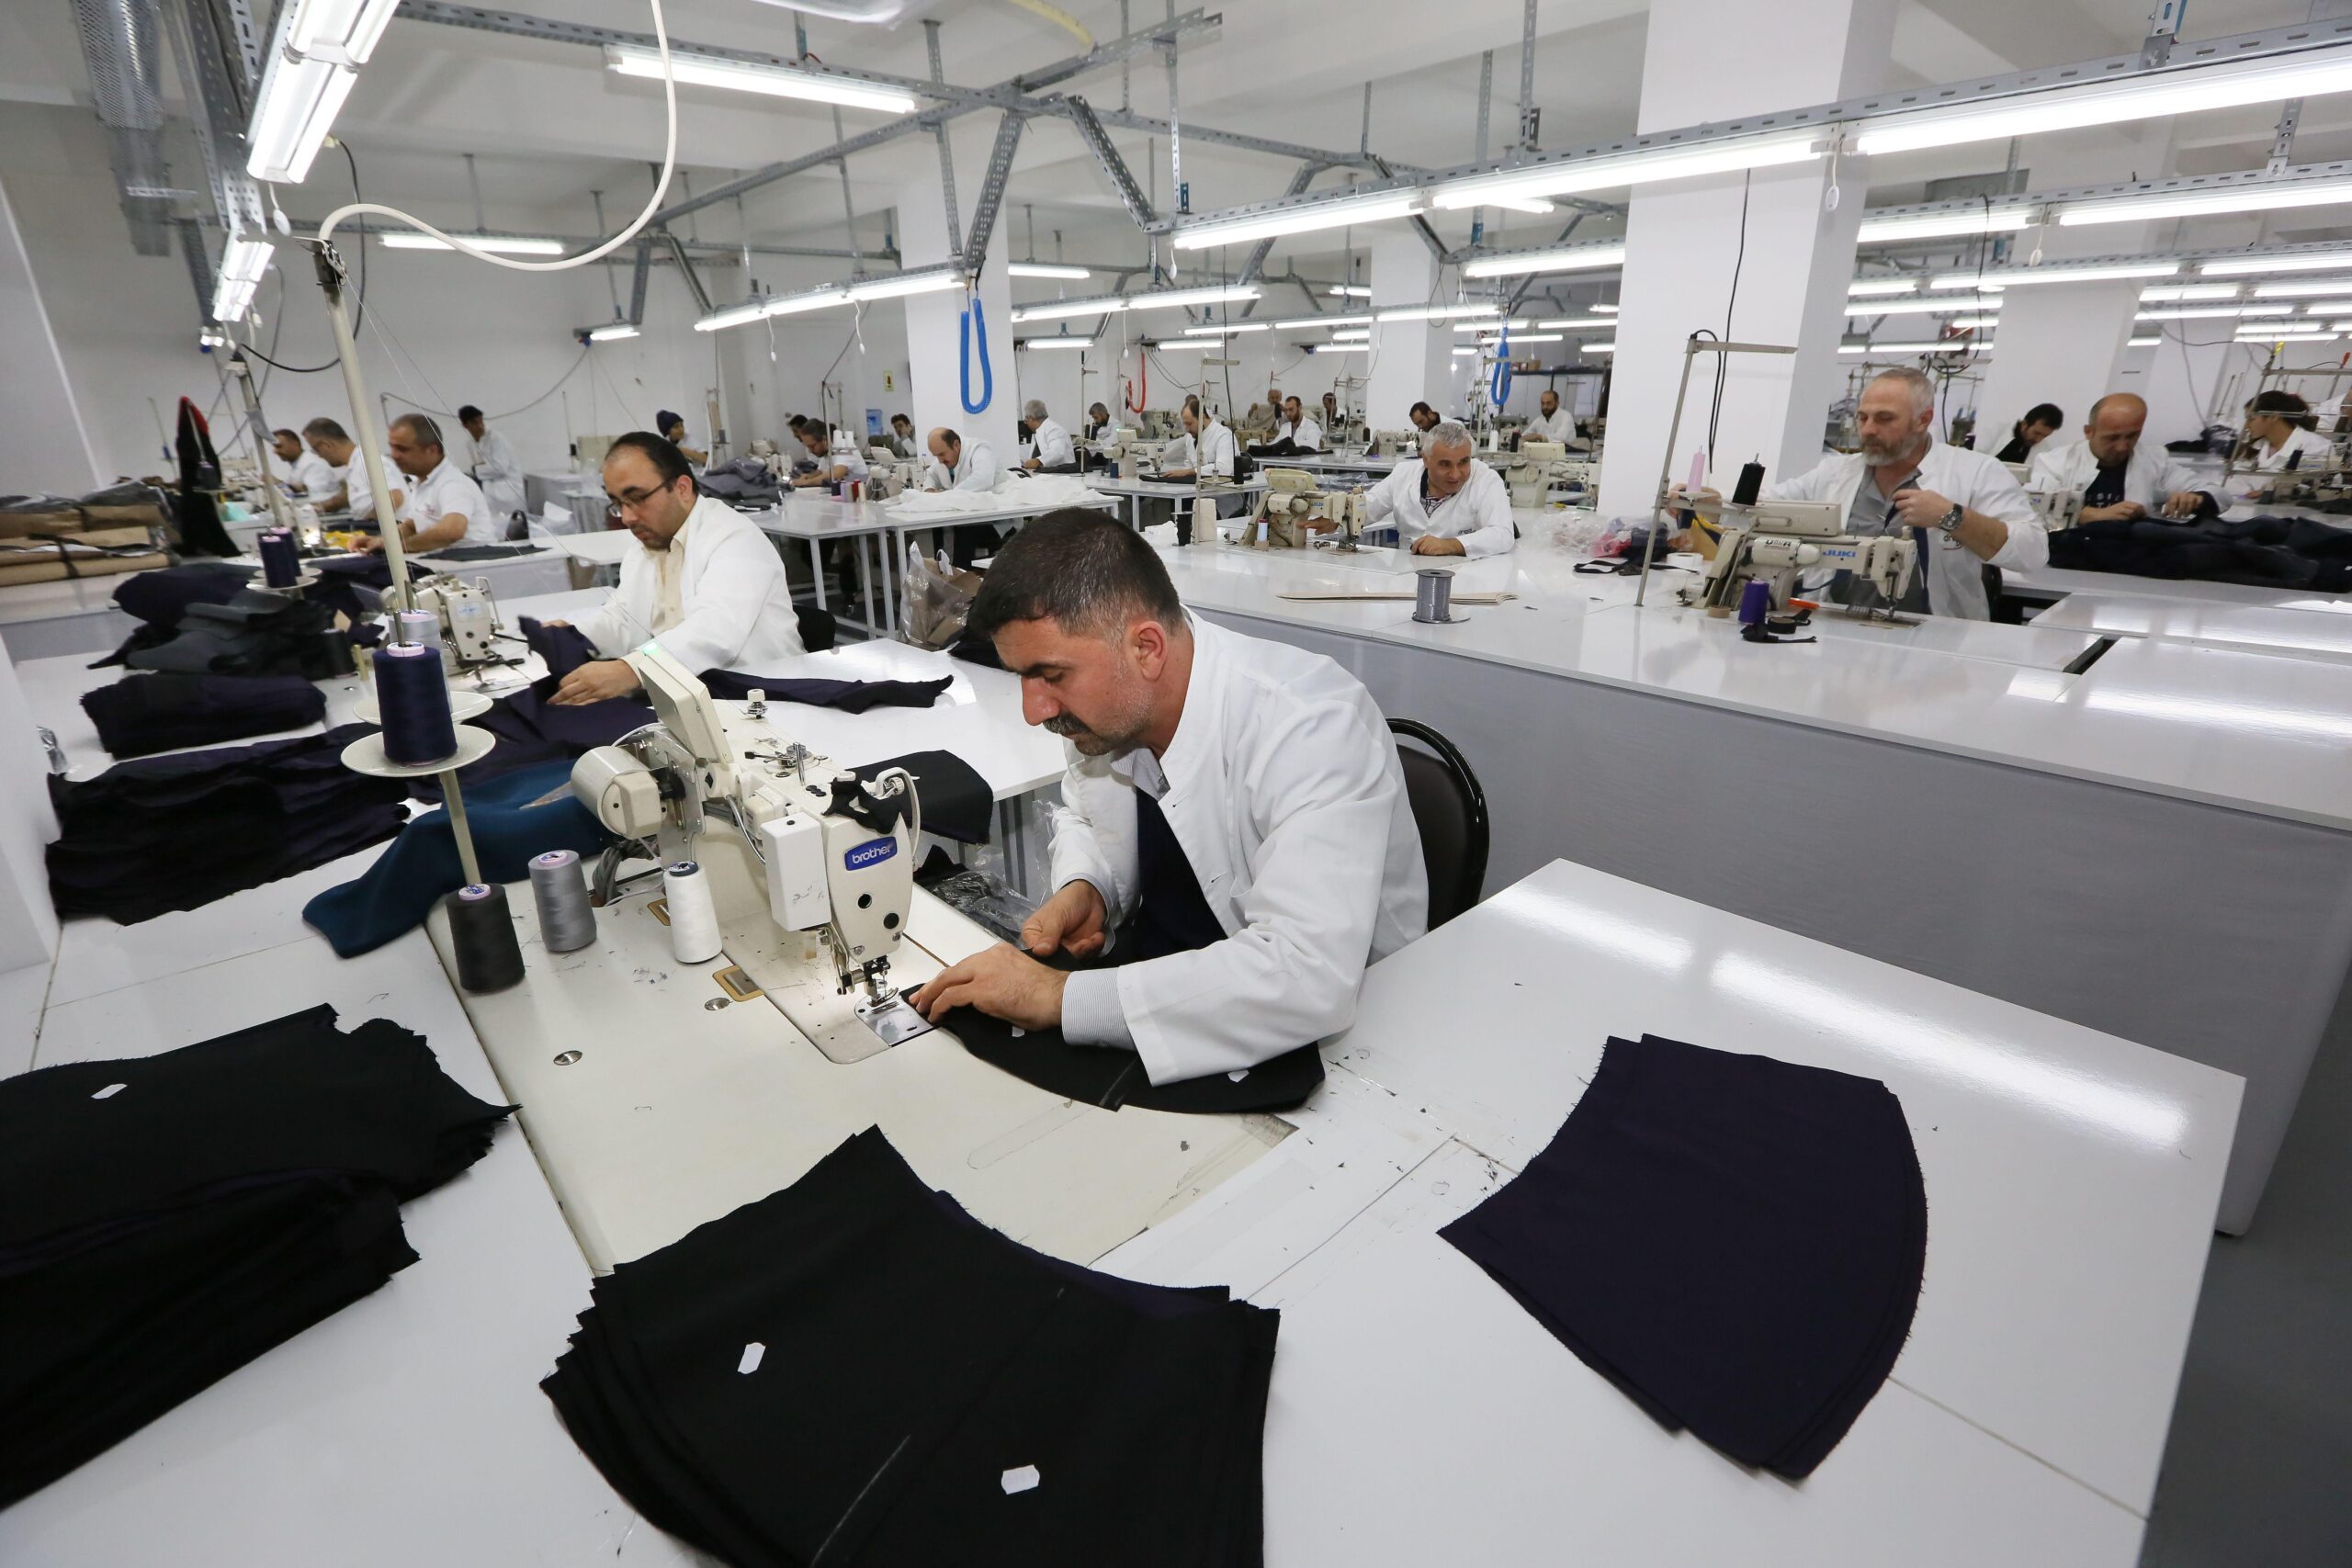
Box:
[339,726,498,886]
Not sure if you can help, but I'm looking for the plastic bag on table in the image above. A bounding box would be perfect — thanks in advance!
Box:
[899,543,987,650]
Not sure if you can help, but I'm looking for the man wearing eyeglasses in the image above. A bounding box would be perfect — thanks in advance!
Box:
[544,430,804,705]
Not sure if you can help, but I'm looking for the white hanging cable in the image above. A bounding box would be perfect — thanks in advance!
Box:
[313,0,679,269]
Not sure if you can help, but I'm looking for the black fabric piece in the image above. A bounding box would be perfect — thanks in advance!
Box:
[701,670,951,713]
[848,749,991,846]
[695,469,782,506]
[45,725,408,924]
[1991,434,2033,465]
[1440,1033,1926,1480]
[308,553,434,624]
[2048,513,2352,592]
[102,590,350,679]
[518,615,602,679]
[796,604,838,652]
[541,1127,1278,1568]
[1129,788,1227,963]
[0,1005,511,1506]
[303,761,616,958]
[171,397,237,558]
[110,561,253,629]
[430,544,537,562]
[947,628,1004,670]
[409,677,653,803]
[80,671,325,758]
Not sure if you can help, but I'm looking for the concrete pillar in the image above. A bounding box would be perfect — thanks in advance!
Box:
[894,172,1017,466]
[1597,0,1895,514]
[1366,228,1454,433]
[0,173,101,493]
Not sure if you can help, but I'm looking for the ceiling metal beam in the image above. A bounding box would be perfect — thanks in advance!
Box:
[1058,95,1159,227]
[963,113,1029,274]
[1855,157,2352,246]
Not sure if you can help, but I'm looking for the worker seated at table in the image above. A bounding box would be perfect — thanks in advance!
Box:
[1683,367,2042,622]
[910,511,1429,1083]
[884,412,919,459]
[1158,396,1235,483]
[544,431,803,705]
[657,409,708,469]
[1321,390,1341,430]
[2029,393,2218,522]
[789,420,871,489]
[272,428,332,498]
[1994,402,2064,466]
[1085,401,1114,441]
[925,426,1004,491]
[1408,400,1442,434]
[1361,421,1516,557]
[1020,399,1078,472]
[356,414,496,557]
[302,417,392,517]
[1515,389,1576,449]
[2240,390,2335,472]
[458,403,526,529]
[1250,396,1325,457]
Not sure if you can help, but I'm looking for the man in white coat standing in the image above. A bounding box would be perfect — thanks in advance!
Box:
[2029,393,2218,522]
[458,405,527,527]
[548,431,803,704]
[912,512,1429,1086]
[1363,422,1518,557]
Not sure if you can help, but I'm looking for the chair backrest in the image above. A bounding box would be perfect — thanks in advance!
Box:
[1388,717,1488,927]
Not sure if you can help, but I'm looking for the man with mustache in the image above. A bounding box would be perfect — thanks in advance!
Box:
[911,512,1429,1085]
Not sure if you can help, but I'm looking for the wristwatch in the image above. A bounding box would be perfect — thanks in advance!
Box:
[1937,503,1964,536]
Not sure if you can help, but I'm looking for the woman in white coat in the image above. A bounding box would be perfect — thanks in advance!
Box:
[910,512,1429,1085]
[548,432,803,704]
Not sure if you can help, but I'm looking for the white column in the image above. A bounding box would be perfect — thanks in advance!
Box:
[1973,276,2143,451]
[894,174,1017,464]
[0,173,101,493]
[1365,228,1454,432]
[0,642,61,976]
[1597,0,1894,514]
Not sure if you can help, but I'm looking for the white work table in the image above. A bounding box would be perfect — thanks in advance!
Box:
[0,573,145,661]
[1085,474,1270,528]
[2029,590,2352,665]
[1159,532,2352,1235]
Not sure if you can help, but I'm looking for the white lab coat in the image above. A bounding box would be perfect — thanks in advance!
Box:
[344,454,402,521]
[1186,419,1237,478]
[2251,424,2335,472]
[471,428,527,521]
[935,439,1002,491]
[1521,408,1577,444]
[404,457,499,549]
[2029,439,2215,512]
[578,494,804,672]
[1766,436,2045,621]
[287,447,337,497]
[1052,615,1429,1083]
[1274,416,1323,451]
[1365,457,1518,557]
[1027,418,1076,468]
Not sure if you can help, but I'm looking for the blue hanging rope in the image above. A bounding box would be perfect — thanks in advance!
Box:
[959,286,993,415]
[1489,321,1513,410]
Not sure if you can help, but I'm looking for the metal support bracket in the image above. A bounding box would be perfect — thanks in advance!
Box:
[924,19,964,260]
[1063,95,1159,227]
[662,230,712,314]
[2268,99,2303,176]
[963,113,1029,275]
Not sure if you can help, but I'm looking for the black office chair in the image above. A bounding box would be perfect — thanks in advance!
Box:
[1389,718,1488,927]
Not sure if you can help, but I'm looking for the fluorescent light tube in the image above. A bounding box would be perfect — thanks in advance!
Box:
[2134,305,2294,320]
[379,232,567,254]
[1462,243,1628,279]
[1009,262,1090,279]
[1856,50,2352,156]
[1172,192,1424,251]
[1125,284,1262,312]
[1479,333,1564,344]
[286,0,401,60]
[2200,251,2352,276]
[1838,340,1993,354]
[588,322,639,342]
[1375,303,1500,322]
[1451,347,1479,356]
[1931,263,2177,288]
[1593,301,1617,312]
[1581,342,1616,354]
[2060,176,2352,228]
[1857,208,2035,243]
[605,44,916,113]
[246,47,357,183]
[1849,279,1921,297]
[1327,284,1373,297]
[2140,283,2239,300]
[1842,297,2002,316]
[2238,330,2339,342]
[1019,337,1094,350]
[1009,298,1128,322]
[1148,340,1214,351]
[1946,317,2001,331]
[846,268,963,301]
[1436,131,1821,208]
[1182,322,1268,335]
[1536,317,1615,329]
[1309,344,1368,354]
[2129,335,2161,346]
[1453,319,1539,333]
[2251,277,2352,297]
[211,228,273,322]
[695,300,772,333]
[764,288,853,317]
[1273,313,1374,330]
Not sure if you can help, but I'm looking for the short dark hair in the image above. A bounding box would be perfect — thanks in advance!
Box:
[2251,390,2311,418]
[1182,395,1204,419]
[1409,400,1437,421]
[936,426,961,451]
[655,409,684,435]
[787,414,808,430]
[272,427,299,442]
[457,404,483,422]
[390,412,444,451]
[302,417,348,442]
[605,430,698,492]
[2019,401,2064,434]
[891,412,912,427]
[967,510,1183,643]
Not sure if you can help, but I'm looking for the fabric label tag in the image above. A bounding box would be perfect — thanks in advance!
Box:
[1001,1464,1041,1495]
[91,1083,127,1100]
[738,1342,765,1375]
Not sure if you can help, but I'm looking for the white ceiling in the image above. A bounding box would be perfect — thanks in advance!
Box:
[8,0,2352,294]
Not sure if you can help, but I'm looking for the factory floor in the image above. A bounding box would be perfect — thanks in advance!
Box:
[2140,1015,2352,1567]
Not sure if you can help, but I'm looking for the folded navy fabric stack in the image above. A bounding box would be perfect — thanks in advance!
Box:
[80,671,325,758]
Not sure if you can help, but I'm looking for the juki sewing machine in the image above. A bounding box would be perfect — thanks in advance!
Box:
[570,647,935,1062]
[2002,461,2087,532]
[1505,441,1579,507]
[1687,499,1919,621]
[412,574,505,667]
[1370,429,1419,459]
[1117,439,1175,479]
[1243,468,1370,548]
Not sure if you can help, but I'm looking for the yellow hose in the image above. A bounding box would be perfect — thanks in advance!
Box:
[1001,0,1092,49]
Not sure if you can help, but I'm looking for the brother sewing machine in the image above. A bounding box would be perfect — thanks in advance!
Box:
[570,647,934,1062]
[1687,499,1919,621]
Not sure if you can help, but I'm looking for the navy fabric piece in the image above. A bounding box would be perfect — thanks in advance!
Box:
[701,670,951,713]
[430,544,537,562]
[848,749,990,846]
[408,677,653,805]
[102,590,347,679]
[518,616,601,679]
[80,671,324,758]
[541,1127,1278,1568]
[303,760,616,958]
[1130,788,1227,962]
[110,562,252,629]
[171,397,238,558]
[947,629,1003,670]
[1441,1034,1926,1480]
[45,725,407,924]
[2049,513,2352,592]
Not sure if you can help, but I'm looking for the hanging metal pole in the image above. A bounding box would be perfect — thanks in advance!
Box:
[924,18,963,260]
[1517,0,1539,153]
[1359,85,1372,159]
[225,346,296,532]
[833,106,864,268]
[314,241,415,613]
[1164,36,1186,214]
[592,190,621,314]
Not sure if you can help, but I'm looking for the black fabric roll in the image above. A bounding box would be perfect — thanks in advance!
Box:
[1440,1033,1926,1480]
[700,670,951,713]
[79,671,325,758]
[541,1127,1277,1567]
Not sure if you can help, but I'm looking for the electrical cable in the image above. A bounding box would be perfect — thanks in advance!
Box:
[239,141,371,375]
[1706,169,1754,465]
[382,345,595,425]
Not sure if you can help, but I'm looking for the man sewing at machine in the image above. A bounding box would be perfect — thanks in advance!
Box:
[1408,400,1442,434]
[1019,399,1078,472]
[1682,367,2043,621]
[543,431,804,705]
[787,420,871,490]
[356,413,498,556]
[2029,393,2218,522]
[1516,389,1577,449]
[910,512,1429,1084]
[274,428,335,497]
[925,425,1004,492]
[1250,396,1324,457]
[1360,420,1517,557]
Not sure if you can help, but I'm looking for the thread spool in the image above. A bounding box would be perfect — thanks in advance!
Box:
[373,641,457,766]
[447,883,525,992]
[258,528,301,588]
[1738,578,1772,626]
[1732,460,1767,507]
[529,849,597,953]
[393,609,439,647]
[662,860,723,964]
[1176,495,1196,546]
[1412,568,1456,625]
